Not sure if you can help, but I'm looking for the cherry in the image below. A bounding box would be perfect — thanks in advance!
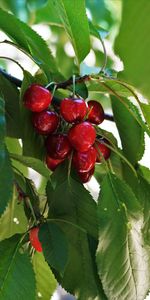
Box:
[87,100,104,125]
[45,134,72,159]
[72,146,96,172]
[29,227,42,252]
[94,139,111,162]
[68,121,96,152]
[46,155,64,171]
[78,167,95,183]
[60,98,87,123]
[23,84,52,112]
[32,111,59,135]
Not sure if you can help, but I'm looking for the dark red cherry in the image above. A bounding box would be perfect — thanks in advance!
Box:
[46,155,64,171]
[23,84,52,112]
[78,167,95,183]
[72,146,96,173]
[29,227,42,252]
[87,100,104,125]
[68,121,96,152]
[45,134,72,159]
[60,98,87,123]
[94,139,111,162]
[32,111,59,135]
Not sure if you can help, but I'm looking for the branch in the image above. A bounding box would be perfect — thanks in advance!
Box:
[0,68,114,121]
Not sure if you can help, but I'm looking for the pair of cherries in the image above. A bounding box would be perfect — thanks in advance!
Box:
[23,84,111,184]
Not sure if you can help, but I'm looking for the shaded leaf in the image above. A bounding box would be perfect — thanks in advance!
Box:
[0,235,36,300]
[111,95,145,164]
[39,222,68,273]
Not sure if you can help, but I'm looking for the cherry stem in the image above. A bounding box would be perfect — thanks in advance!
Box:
[25,197,38,225]
[72,74,76,97]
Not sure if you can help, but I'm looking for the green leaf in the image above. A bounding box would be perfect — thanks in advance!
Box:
[47,164,98,239]
[0,8,58,79]
[39,222,68,273]
[0,235,36,300]
[0,97,5,167]
[115,0,150,101]
[52,0,90,64]
[0,74,21,138]
[32,252,57,300]
[141,103,150,129]
[10,154,51,179]
[96,173,150,300]
[20,71,45,159]
[0,189,28,241]
[47,166,106,299]
[27,0,48,10]
[0,149,14,217]
[111,95,145,164]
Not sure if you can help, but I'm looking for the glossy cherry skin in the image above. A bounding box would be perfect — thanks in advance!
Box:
[87,100,104,125]
[29,227,42,252]
[60,98,87,123]
[73,146,96,173]
[32,111,59,135]
[23,84,52,112]
[45,134,72,159]
[78,167,95,183]
[46,155,64,171]
[68,121,96,152]
[94,139,111,162]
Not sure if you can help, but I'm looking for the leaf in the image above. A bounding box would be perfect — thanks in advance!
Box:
[0,74,21,138]
[111,95,145,164]
[39,222,68,273]
[0,235,36,300]
[32,252,57,300]
[10,153,51,179]
[47,164,98,239]
[141,103,150,129]
[0,149,14,217]
[51,0,90,64]
[96,173,150,300]
[115,0,150,101]
[0,189,28,241]
[0,97,5,168]
[27,0,48,10]
[20,71,45,159]
[47,166,106,299]
[0,8,58,79]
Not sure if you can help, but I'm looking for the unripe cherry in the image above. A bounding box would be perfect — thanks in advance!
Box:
[45,134,72,159]
[60,98,87,123]
[23,84,52,112]
[46,155,64,171]
[72,147,96,173]
[94,139,111,162]
[32,111,59,135]
[87,100,104,125]
[78,167,95,183]
[68,121,96,152]
[29,227,42,252]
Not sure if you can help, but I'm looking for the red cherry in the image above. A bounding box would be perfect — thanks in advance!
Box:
[87,100,104,125]
[32,111,59,135]
[60,98,87,123]
[45,134,72,159]
[29,227,42,252]
[23,84,52,112]
[73,147,96,172]
[46,155,64,171]
[94,139,111,162]
[78,167,95,183]
[68,121,96,152]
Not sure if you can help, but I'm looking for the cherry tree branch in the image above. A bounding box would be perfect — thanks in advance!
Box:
[0,68,114,121]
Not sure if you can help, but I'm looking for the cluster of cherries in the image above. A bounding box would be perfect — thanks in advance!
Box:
[23,83,111,184]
